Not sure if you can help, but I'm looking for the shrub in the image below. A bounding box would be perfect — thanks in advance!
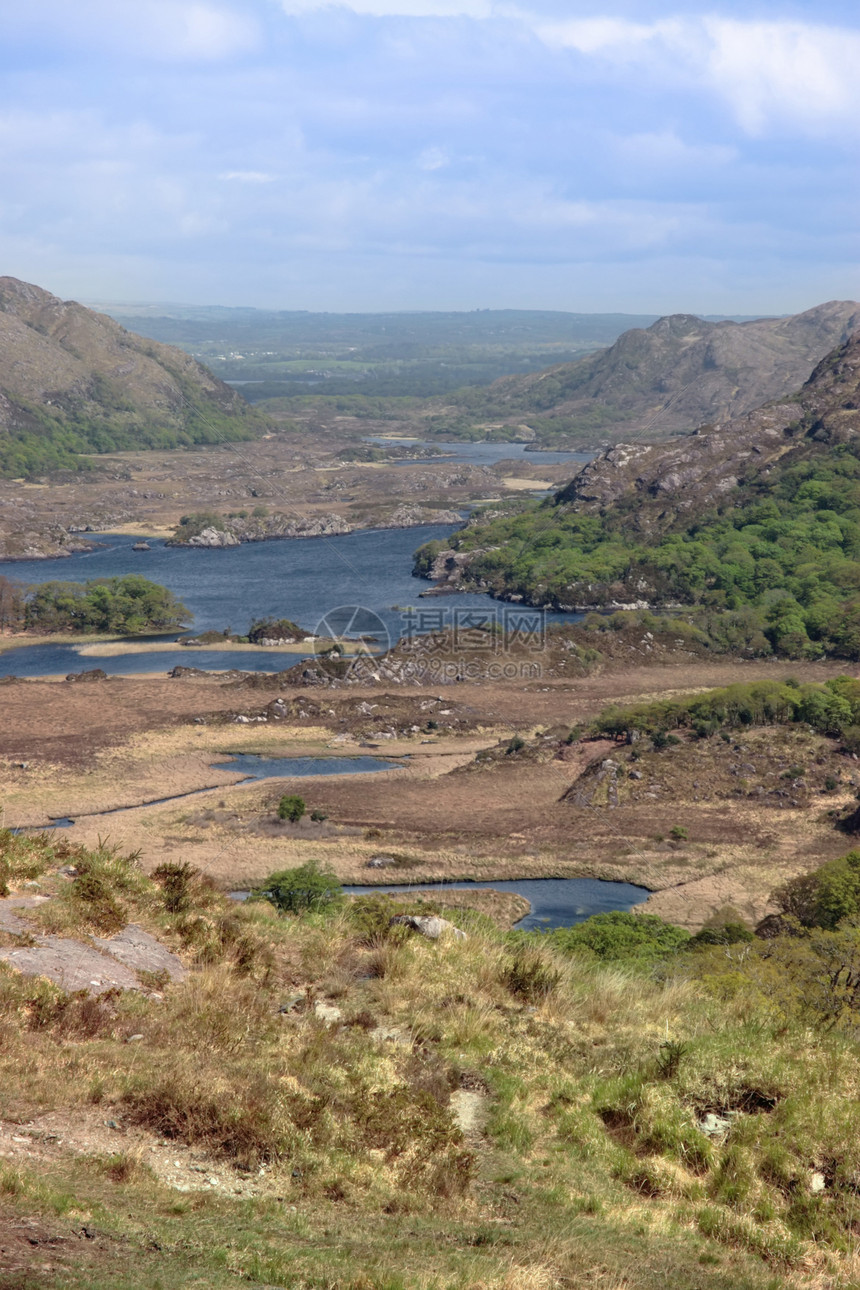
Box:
[249,617,303,644]
[540,911,690,963]
[772,850,860,929]
[670,825,689,841]
[251,861,343,915]
[277,794,306,823]
[689,922,754,947]
[152,861,196,914]
[501,949,561,1002]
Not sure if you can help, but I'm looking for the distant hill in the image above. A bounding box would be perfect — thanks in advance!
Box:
[438,301,860,445]
[416,332,860,658]
[89,305,668,403]
[0,277,264,477]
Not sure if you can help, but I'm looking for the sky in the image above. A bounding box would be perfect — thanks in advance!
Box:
[0,0,858,314]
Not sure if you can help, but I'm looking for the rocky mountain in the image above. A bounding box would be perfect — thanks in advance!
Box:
[416,334,860,656]
[555,332,860,529]
[0,276,263,476]
[444,301,860,443]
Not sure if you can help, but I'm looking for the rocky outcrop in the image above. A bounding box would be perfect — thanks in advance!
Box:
[455,300,860,441]
[169,504,463,551]
[554,332,860,534]
[383,505,462,528]
[184,526,241,548]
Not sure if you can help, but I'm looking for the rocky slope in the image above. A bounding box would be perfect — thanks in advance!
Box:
[447,300,860,441]
[417,332,860,620]
[0,276,263,475]
[555,332,860,529]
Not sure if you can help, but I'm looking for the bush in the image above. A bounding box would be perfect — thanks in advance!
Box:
[152,861,196,914]
[277,794,306,823]
[772,850,860,929]
[249,617,303,644]
[251,861,342,915]
[501,949,561,1002]
[540,911,691,963]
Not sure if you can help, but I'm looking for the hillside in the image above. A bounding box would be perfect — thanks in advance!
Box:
[0,277,264,477]
[415,332,860,658]
[437,301,860,446]
[4,827,860,1287]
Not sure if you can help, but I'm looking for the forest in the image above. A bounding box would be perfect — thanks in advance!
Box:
[417,440,860,658]
[0,574,188,635]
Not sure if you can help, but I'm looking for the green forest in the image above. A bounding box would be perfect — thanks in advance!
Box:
[416,439,860,658]
[0,574,188,635]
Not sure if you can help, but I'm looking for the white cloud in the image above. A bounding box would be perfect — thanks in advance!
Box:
[219,170,277,182]
[417,146,449,170]
[534,14,860,136]
[0,1,260,61]
[280,0,494,17]
[702,18,860,134]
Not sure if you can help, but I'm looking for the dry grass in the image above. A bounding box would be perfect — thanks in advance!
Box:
[3,832,860,1286]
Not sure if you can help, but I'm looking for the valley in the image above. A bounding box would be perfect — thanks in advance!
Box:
[5,283,860,1288]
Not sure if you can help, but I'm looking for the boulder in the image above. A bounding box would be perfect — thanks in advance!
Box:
[390,914,467,941]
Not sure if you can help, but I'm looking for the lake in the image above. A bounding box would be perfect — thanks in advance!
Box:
[0,524,583,676]
[342,876,649,931]
[364,437,593,470]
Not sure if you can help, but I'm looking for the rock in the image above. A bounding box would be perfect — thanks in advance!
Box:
[93,924,187,983]
[278,993,305,1014]
[811,1171,826,1194]
[366,856,397,869]
[699,1112,735,1136]
[389,915,467,941]
[313,1001,343,1023]
[131,541,151,551]
[65,668,108,683]
[184,527,241,548]
[450,1089,488,1133]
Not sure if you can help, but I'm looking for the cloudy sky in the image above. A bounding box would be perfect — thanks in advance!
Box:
[0,0,857,312]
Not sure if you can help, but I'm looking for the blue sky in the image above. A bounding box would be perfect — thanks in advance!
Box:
[0,0,858,313]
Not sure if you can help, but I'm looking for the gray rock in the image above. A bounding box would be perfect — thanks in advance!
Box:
[93,924,187,983]
[699,1111,735,1136]
[186,526,240,548]
[390,915,467,941]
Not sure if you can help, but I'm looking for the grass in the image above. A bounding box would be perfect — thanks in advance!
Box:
[3,832,860,1285]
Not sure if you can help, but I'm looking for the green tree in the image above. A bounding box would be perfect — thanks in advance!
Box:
[252,861,342,915]
[277,794,306,823]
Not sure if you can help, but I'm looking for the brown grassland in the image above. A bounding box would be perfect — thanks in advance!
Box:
[2,639,860,1287]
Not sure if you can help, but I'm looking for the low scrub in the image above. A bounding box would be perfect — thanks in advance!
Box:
[7,832,860,1284]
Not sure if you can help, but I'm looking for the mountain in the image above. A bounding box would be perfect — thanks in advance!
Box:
[415,333,860,658]
[0,276,264,476]
[440,301,860,445]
